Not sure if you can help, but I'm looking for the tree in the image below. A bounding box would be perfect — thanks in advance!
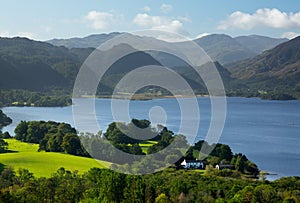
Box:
[0,138,8,152]
[14,121,28,141]
[0,167,15,189]
[211,144,233,161]
[1,131,11,139]
[130,143,144,155]
[61,133,82,155]
[252,185,278,203]
[0,110,12,128]
[123,175,145,203]
[155,193,171,203]
[15,168,34,186]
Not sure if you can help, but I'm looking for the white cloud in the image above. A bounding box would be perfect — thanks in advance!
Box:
[195,33,211,39]
[133,13,188,36]
[0,30,10,37]
[85,11,116,30]
[0,31,36,39]
[218,8,300,30]
[142,6,151,12]
[160,4,173,14]
[17,32,36,39]
[281,32,300,39]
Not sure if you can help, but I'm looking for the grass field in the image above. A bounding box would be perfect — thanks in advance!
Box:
[127,140,158,154]
[0,139,111,177]
[139,141,158,154]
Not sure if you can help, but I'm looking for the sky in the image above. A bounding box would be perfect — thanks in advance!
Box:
[0,0,300,41]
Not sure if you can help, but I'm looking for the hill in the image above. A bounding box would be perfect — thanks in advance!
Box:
[46,33,287,65]
[0,34,296,100]
[0,139,110,177]
[193,34,288,65]
[0,37,92,91]
[235,35,288,54]
[194,34,256,65]
[47,32,122,49]
[228,36,300,95]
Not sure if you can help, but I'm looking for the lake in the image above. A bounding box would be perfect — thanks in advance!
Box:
[2,97,300,179]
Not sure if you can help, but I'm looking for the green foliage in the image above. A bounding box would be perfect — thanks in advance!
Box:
[260,92,297,100]
[0,138,8,152]
[0,89,72,107]
[0,110,12,129]
[0,110,10,152]
[155,193,171,203]
[104,119,158,145]
[14,121,87,156]
[0,131,11,139]
[0,166,299,202]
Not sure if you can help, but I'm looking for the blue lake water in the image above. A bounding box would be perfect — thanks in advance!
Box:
[2,97,300,179]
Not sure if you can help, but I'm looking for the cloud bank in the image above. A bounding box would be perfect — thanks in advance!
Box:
[218,8,300,30]
[85,11,116,30]
[133,13,188,36]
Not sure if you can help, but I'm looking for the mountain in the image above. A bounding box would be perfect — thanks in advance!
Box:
[227,36,300,95]
[0,37,91,91]
[193,34,288,65]
[0,36,237,96]
[47,32,122,49]
[193,34,256,65]
[1,35,297,99]
[235,35,288,54]
[47,33,287,65]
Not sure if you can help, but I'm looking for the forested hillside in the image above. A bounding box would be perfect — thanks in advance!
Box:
[228,36,300,99]
[0,35,299,100]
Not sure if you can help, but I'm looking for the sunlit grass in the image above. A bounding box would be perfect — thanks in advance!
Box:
[0,139,110,177]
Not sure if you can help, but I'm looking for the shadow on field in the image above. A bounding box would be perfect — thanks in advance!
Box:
[2,149,17,154]
[0,163,5,173]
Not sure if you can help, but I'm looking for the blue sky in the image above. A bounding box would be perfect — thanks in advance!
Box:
[0,0,299,41]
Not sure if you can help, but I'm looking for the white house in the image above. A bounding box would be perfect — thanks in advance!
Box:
[181,159,205,169]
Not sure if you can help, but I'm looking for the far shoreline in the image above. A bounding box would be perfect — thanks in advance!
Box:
[78,94,211,101]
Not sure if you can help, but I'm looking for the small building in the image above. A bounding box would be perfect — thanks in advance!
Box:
[215,164,235,170]
[181,159,205,169]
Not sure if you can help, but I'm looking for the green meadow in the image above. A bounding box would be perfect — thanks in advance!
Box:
[0,139,111,177]
[128,140,158,154]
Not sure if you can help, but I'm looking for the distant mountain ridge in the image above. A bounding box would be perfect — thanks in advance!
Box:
[193,34,288,64]
[47,33,288,65]
[0,36,236,96]
[0,34,298,99]
[235,35,288,54]
[47,32,122,49]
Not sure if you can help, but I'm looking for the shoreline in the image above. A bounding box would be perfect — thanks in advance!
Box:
[78,94,210,100]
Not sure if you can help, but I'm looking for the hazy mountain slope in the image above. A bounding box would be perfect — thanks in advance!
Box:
[193,34,256,65]
[235,35,288,54]
[47,32,122,49]
[47,33,288,66]
[228,36,300,92]
[0,37,85,90]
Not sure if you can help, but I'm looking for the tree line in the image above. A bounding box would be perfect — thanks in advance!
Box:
[14,121,87,156]
[12,119,259,177]
[0,166,299,203]
[0,89,72,107]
